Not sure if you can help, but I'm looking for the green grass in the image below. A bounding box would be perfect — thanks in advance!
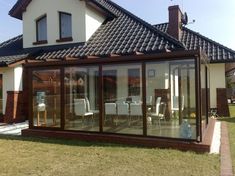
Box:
[229,104,235,117]
[0,135,219,176]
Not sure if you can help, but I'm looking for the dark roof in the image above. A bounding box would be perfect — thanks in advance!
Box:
[0,35,84,66]
[0,35,23,55]
[9,0,117,20]
[1,0,185,64]
[155,23,235,63]
[9,0,32,20]
[36,0,185,60]
[5,1,234,64]
[0,35,28,66]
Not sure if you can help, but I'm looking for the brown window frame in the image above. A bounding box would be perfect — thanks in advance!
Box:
[56,12,73,43]
[25,50,208,142]
[33,15,48,45]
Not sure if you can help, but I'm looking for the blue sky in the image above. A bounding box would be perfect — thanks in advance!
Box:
[0,0,235,50]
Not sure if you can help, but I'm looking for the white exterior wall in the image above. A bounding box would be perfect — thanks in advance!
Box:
[23,0,105,48]
[0,66,23,114]
[2,68,14,114]
[209,63,226,108]
[85,5,105,40]
[14,66,23,91]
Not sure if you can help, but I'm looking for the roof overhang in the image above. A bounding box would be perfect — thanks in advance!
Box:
[9,0,32,20]
[9,0,116,20]
[24,49,203,68]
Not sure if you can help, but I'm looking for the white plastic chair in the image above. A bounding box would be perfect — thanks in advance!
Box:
[105,103,117,125]
[129,102,142,125]
[85,97,99,114]
[117,102,129,125]
[117,102,129,115]
[150,97,166,127]
[74,99,94,124]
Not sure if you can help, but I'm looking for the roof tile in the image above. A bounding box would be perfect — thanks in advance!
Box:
[155,23,235,62]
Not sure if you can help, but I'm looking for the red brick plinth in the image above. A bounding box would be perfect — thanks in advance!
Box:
[217,88,230,117]
[4,91,26,123]
[22,119,216,153]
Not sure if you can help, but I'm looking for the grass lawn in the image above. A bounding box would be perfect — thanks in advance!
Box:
[0,135,219,176]
[229,104,235,117]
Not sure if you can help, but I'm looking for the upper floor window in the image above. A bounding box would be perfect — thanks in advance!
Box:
[59,12,72,40]
[36,15,47,42]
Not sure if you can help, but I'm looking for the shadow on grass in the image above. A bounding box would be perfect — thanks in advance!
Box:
[0,134,141,149]
[218,117,235,123]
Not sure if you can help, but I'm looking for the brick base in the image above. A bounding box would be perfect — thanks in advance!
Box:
[4,91,26,123]
[217,88,230,117]
[22,119,216,153]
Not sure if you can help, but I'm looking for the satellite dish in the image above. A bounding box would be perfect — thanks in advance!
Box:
[182,12,188,25]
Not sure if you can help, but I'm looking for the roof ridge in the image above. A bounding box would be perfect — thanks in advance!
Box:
[154,22,235,54]
[104,0,185,50]
[182,26,235,54]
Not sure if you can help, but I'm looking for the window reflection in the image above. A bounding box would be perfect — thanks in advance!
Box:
[32,69,61,127]
[103,64,143,135]
[146,60,197,139]
[30,57,206,141]
[64,67,99,131]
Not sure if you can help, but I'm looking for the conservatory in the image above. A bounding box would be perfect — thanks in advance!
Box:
[23,50,210,149]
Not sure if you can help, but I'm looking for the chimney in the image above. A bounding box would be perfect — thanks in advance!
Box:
[167,5,183,40]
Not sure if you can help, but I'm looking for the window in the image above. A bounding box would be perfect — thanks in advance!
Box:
[103,64,143,135]
[36,15,47,42]
[128,68,140,96]
[59,12,72,40]
[32,69,61,127]
[103,70,117,102]
[64,67,99,131]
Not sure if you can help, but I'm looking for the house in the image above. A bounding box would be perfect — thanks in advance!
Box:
[0,0,234,151]
[225,63,235,100]
[154,6,235,117]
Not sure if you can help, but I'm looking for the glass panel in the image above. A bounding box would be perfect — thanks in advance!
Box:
[201,64,207,129]
[32,69,61,127]
[146,60,197,139]
[103,64,143,135]
[207,66,210,123]
[0,74,2,114]
[37,16,47,41]
[60,13,72,38]
[64,66,99,131]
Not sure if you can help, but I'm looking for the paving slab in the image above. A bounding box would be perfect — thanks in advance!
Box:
[0,121,28,135]
[220,122,233,176]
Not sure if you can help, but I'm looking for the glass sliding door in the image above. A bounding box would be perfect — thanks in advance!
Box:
[28,53,207,142]
[64,66,99,131]
[146,62,171,137]
[0,74,2,114]
[146,60,197,139]
[201,63,208,130]
[32,69,61,127]
[103,64,143,135]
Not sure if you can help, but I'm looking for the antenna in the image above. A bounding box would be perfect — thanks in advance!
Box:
[182,12,196,26]
[187,19,196,25]
[181,12,188,25]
